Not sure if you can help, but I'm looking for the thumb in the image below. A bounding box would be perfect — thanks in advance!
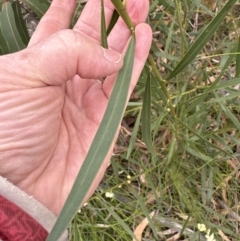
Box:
[17,30,123,86]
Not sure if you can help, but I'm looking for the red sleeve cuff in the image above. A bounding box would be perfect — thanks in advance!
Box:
[0,194,48,241]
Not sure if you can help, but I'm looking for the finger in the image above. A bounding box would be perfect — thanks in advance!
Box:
[103,23,152,98]
[80,24,152,205]
[107,0,149,53]
[82,25,152,203]
[17,31,123,87]
[73,0,114,42]
[73,0,148,45]
[28,0,76,47]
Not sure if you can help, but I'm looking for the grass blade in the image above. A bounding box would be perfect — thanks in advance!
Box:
[131,187,158,239]
[217,100,240,130]
[180,119,234,158]
[235,37,240,78]
[47,36,136,241]
[207,91,240,103]
[101,200,137,240]
[167,0,238,80]
[158,0,174,15]
[201,166,207,205]
[127,109,141,159]
[186,41,237,113]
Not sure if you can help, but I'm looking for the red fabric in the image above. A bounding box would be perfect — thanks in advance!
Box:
[0,195,48,241]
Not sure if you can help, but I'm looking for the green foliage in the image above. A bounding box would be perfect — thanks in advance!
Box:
[21,0,49,18]
[11,1,30,45]
[167,0,238,80]
[141,69,156,158]
[47,36,136,241]
[0,1,26,53]
[0,0,50,54]
[100,0,108,48]
[2,0,240,240]
[83,1,240,240]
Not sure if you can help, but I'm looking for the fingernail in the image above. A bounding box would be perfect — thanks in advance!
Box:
[103,48,122,64]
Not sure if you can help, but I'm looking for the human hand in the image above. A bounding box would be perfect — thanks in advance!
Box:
[0,0,152,215]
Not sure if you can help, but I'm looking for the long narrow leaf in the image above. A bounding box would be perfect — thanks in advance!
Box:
[70,1,83,28]
[11,1,30,45]
[158,0,175,15]
[201,166,207,205]
[235,37,240,78]
[0,24,10,55]
[131,187,158,239]
[141,70,156,158]
[167,0,238,80]
[101,200,137,240]
[0,2,26,53]
[217,100,240,130]
[127,109,141,159]
[101,0,108,48]
[186,42,237,113]
[21,0,49,18]
[207,91,240,103]
[107,10,119,35]
[47,36,136,241]
[180,119,234,158]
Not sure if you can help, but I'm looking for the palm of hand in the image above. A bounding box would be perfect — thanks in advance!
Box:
[1,72,111,215]
[0,0,151,215]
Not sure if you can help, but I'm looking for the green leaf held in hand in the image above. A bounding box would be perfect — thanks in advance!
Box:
[47,36,136,241]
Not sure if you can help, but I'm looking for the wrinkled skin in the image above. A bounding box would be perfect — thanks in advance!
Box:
[0,0,152,215]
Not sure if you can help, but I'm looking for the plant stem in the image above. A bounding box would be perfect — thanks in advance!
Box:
[110,0,134,33]
[147,55,176,116]
[110,0,175,117]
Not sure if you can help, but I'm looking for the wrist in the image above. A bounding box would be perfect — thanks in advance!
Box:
[0,176,69,240]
